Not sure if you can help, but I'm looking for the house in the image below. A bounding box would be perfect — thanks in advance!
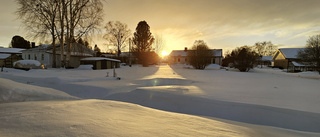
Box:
[272,48,315,72]
[80,57,120,70]
[169,47,223,65]
[22,43,95,68]
[0,48,24,68]
[259,56,273,66]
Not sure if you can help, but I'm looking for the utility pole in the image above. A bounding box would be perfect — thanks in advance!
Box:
[129,38,132,67]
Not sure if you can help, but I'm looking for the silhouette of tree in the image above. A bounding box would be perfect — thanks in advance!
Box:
[10,35,31,49]
[298,34,320,74]
[187,40,212,70]
[153,33,166,56]
[16,0,103,68]
[132,21,155,67]
[104,21,131,57]
[233,47,259,72]
[254,41,277,56]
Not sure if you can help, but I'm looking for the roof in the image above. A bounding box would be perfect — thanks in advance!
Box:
[0,53,11,59]
[279,48,305,59]
[23,43,95,56]
[80,57,121,62]
[169,49,223,57]
[0,48,25,54]
[261,56,273,61]
[292,61,305,67]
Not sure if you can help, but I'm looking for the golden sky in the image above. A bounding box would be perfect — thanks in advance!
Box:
[1,0,320,54]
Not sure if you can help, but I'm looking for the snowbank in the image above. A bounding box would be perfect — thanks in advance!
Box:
[1,99,317,137]
[205,64,222,70]
[77,65,93,70]
[0,78,78,103]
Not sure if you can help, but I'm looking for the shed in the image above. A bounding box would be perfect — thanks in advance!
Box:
[80,57,121,70]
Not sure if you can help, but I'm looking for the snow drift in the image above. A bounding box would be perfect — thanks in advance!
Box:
[0,78,78,103]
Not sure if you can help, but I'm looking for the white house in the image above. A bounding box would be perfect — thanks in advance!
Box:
[22,43,95,68]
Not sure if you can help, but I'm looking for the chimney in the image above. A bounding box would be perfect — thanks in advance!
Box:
[31,42,35,48]
[184,47,187,52]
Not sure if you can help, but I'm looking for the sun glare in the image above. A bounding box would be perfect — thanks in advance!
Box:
[161,51,168,57]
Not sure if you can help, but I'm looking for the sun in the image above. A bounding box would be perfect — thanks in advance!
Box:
[161,51,168,57]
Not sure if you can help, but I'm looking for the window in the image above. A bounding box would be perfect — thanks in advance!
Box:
[41,54,44,61]
[28,54,30,59]
[34,54,37,60]
[178,58,180,62]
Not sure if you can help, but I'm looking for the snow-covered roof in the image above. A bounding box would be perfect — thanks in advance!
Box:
[170,50,188,57]
[261,56,273,61]
[23,43,95,56]
[0,53,11,59]
[0,48,24,54]
[81,57,121,62]
[292,61,305,67]
[279,48,305,59]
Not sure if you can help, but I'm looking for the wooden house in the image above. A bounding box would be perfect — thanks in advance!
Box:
[272,48,315,72]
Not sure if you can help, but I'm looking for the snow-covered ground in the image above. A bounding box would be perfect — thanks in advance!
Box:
[0,64,320,137]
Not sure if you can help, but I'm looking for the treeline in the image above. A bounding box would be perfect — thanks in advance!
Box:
[224,41,277,72]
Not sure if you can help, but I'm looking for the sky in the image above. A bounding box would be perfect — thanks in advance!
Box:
[1,0,320,54]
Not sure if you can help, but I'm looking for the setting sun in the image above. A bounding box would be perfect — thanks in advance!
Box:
[161,51,168,57]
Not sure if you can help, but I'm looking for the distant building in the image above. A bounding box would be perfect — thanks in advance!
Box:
[0,48,24,68]
[169,47,223,65]
[272,48,316,72]
[80,57,120,70]
[22,43,94,68]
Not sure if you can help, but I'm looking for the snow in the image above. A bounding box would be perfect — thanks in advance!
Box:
[261,56,272,61]
[0,53,10,59]
[279,48,304,59]
[80,57,121,62]
[0,64,320,136]
[0,78,78,103]
[77,64,93,70]
[0,48,24,54]
[13,60,41,66]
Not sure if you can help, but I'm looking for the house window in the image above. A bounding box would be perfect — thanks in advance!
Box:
[41,54,44,60]
[185,58,187,62]
[34,54,37,60]
[178,58,180,62]
[28,54,30,59]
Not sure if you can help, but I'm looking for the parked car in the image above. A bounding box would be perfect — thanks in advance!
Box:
[13,60,45,70]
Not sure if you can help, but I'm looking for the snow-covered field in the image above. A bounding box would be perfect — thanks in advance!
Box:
[1,64,320,137]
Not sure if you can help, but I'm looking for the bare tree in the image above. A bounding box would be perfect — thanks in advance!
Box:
[153,34,166,56]
[253,41,276,56]
[17,0,59,67]
[103,21,131,57]
[64,0,104,67]
[17,0,104,68]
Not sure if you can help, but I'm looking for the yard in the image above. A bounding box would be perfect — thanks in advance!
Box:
[0,64,320,137]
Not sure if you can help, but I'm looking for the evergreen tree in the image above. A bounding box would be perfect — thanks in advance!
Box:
[132,21,154,67]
